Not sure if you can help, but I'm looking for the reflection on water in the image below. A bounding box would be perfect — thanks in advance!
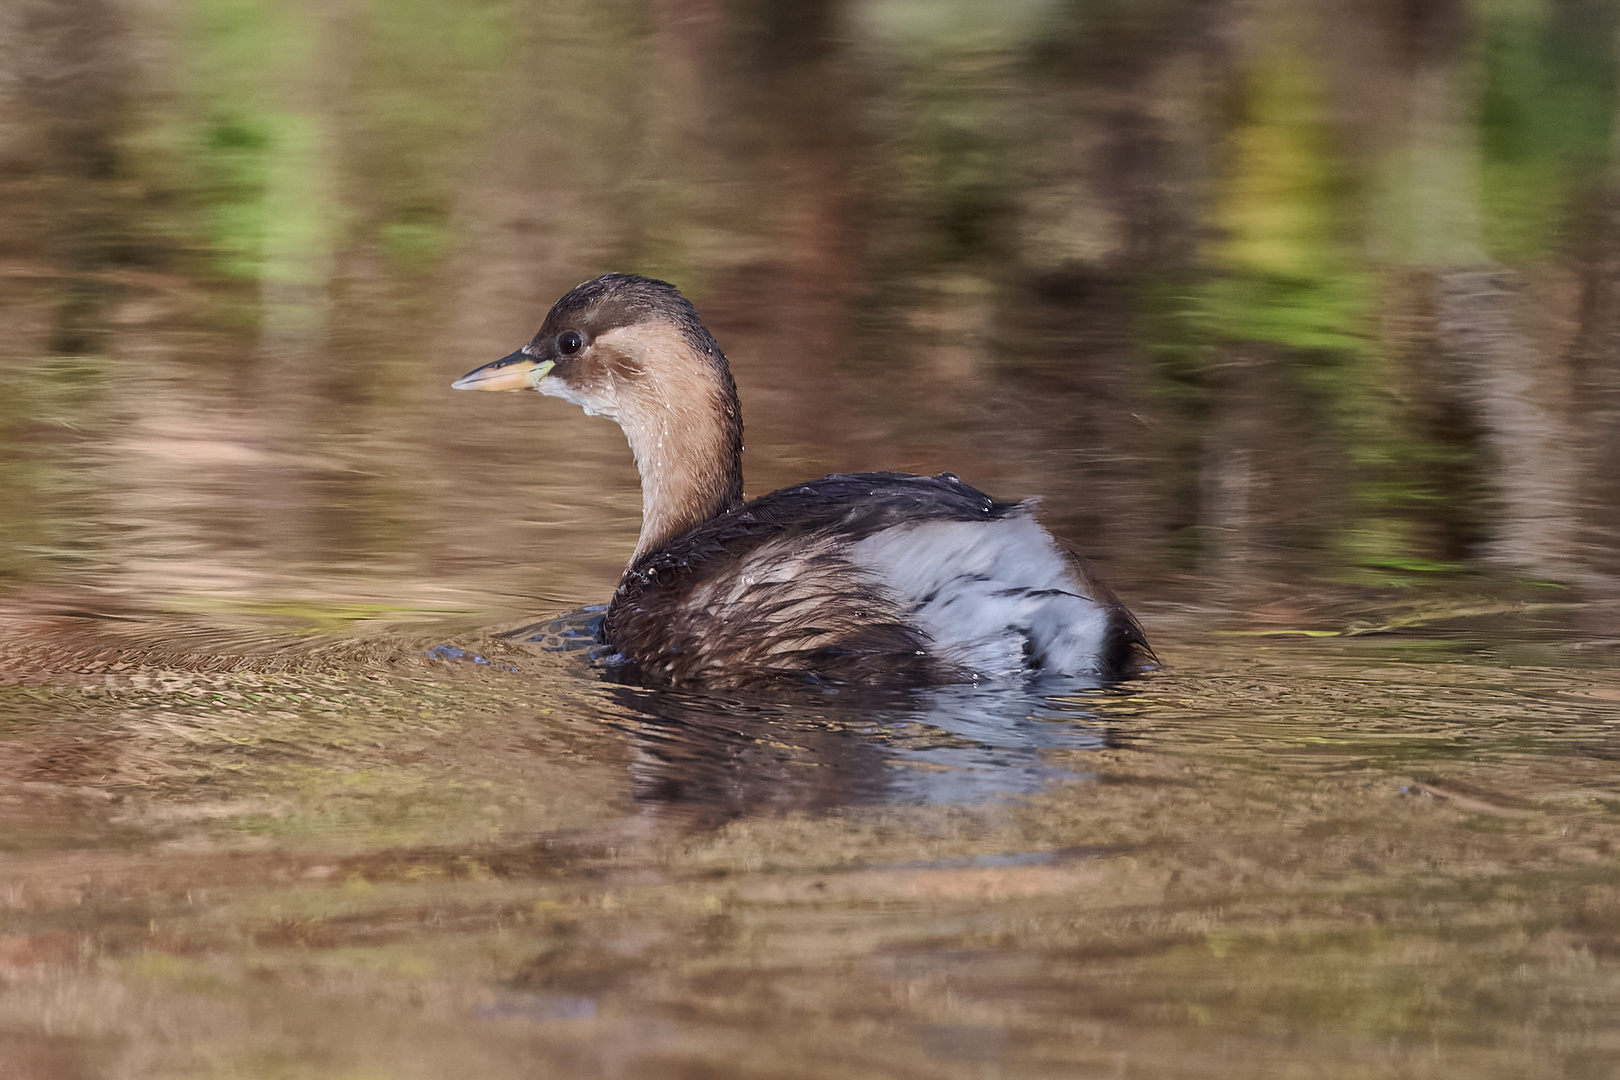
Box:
[605,679,1107,814]
[3,0,1620,607]
[508,606,1111,814]
[4,0,1620,1077]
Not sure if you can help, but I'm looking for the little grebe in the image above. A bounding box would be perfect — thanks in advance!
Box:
[454,273,1148,686]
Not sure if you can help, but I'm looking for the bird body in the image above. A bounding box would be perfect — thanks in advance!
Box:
[454,274,1147,687]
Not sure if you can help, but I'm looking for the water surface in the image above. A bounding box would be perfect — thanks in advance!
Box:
[5,617,1620,1078]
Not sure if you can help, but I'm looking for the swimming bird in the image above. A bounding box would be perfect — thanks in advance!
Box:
[453,273,1148,687]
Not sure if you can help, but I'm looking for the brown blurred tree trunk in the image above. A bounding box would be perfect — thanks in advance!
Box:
[1400,1,1584,578]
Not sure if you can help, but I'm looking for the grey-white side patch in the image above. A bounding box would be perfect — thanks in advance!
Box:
[849,514,1112,678]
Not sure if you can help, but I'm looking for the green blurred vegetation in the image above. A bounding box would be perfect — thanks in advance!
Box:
[167,0,520,289]
[1200,32,1427,581]
[1478,0,1619,261]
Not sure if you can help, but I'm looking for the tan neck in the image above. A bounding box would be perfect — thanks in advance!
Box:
[623,412,740,560]
[596,326,743,561]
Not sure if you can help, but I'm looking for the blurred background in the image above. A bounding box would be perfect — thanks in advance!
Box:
[3,0,1618,627]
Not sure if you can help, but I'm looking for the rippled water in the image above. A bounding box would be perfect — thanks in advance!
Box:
[3,609,1619,1077]
[5,0,1620,1076]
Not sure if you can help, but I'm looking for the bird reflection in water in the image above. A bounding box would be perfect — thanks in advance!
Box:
[508,608,1114,823]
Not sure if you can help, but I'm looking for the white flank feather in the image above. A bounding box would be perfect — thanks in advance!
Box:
[849,511,1112,679]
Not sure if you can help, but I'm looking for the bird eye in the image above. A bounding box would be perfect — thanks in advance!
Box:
[556,331,584,356]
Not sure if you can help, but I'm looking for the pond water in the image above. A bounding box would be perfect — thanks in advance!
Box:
[4,0,1620,1077]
